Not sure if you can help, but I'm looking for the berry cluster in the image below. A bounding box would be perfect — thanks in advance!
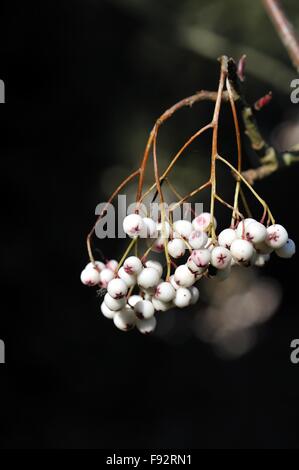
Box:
[81,212,295,335]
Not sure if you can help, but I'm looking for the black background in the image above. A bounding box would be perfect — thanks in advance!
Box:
[0,0,299,449]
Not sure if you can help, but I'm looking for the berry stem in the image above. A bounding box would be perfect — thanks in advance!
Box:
[152,128,172,281]
[209,56,228,239]
[226,76,242,226]
[87,168,140,264]
[140,123,213,205]
[216,154,275,224]
[169,180,211,212]
[215,193,244,220]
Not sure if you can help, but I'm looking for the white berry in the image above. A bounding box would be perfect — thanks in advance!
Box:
[113,307,136,331]
[104,292,126,311]
[174,264,195,287]
[155,281,176,303]
[137,267,160,289]
[140,217,157,238]
[218,228,237,248]
[173,287,192,308]
[242,220,267,244]
[210,246,232,270]
[107,278,128,299]
[167,238,186,258]
[134,300,155,319]
[123,214,144,238]
[117,266,136,288]
[276,238,296,258]
[136,316,157,334]
[236,218,256,238]
[151,297,172,311]
[230,239,254,262]
[188,230,208,250]
[173,220,193,239]
[145,260,163,278]
[192,212,217,232]
[101,301,115,319]
[265,224,288,249]
[169,275,180,290]
[128,295,143,308]
[80,267,101,286]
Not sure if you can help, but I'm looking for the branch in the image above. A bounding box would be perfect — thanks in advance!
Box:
[262,0,299,74]
[227,57,299,184]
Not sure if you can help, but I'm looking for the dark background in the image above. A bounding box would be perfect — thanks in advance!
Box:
[0,0,299,449]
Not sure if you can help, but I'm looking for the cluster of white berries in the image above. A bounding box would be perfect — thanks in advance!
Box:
[81,212,295,335]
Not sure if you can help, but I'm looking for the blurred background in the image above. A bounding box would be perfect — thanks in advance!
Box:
[0,0,299,449]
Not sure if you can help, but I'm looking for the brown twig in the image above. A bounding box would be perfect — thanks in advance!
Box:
[136,90,229,204]
[227,57,299,184]
[262,0,299,74]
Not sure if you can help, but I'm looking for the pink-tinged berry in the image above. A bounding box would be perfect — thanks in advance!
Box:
[123,214,145,238]
[173,287,192,308]
[99,268,115,288]
[123,256,143,275]
[155,281,176,303]
[80,267,101,286]
[265,224,288,249]
[192,212,217,232]
[85,261,105,271]
[134,300,155,319]
[136,316,157,334]
[187,256,206,274]
[230,239,254,263]
[218,228,237,248]
[189,249,211,269]
[117,266,136,288]
[106,259,118,272]
[151,237,165,253]
[174,264,195,288]
[167,238,186,258]
[107,278,128,299]
[210,246,232,270]
[275,238,296,258]
[188,230,208,250]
